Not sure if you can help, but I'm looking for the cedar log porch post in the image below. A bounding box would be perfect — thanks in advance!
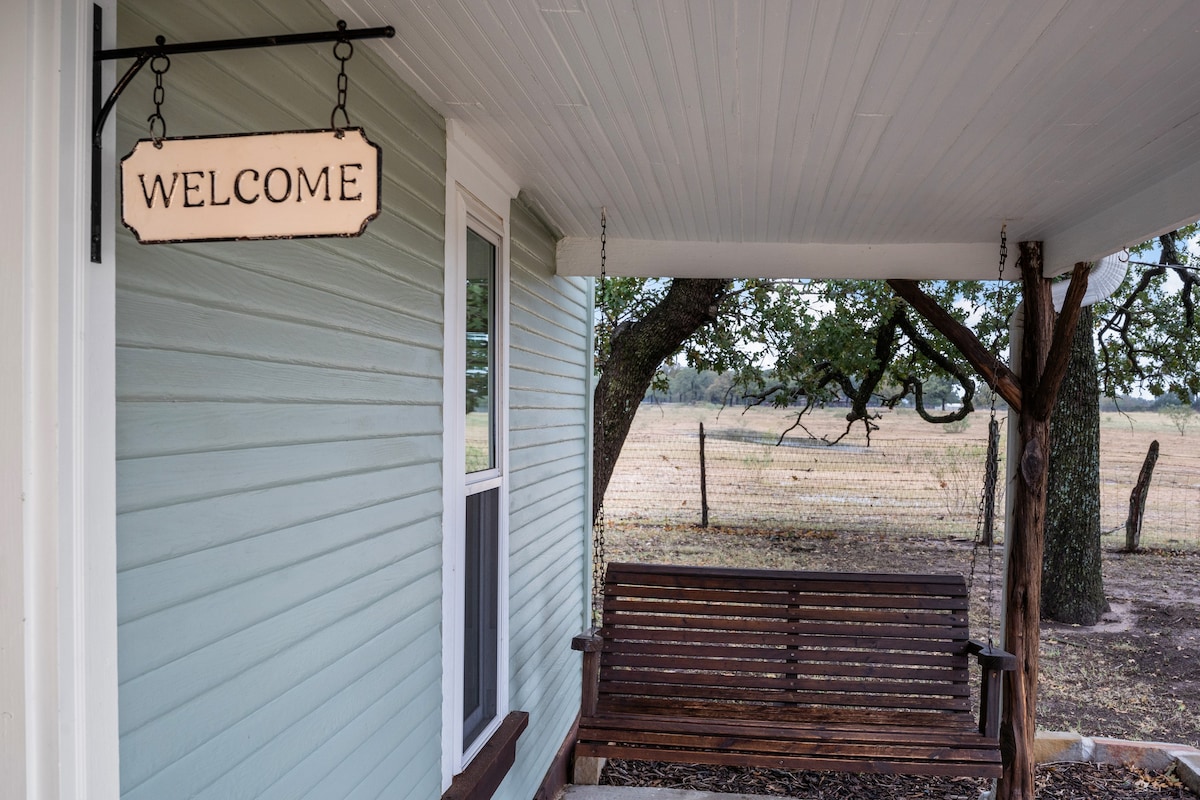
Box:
[889,244,1089,800]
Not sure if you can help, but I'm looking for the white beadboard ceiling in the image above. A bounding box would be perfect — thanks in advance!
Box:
[328,0,1200,279]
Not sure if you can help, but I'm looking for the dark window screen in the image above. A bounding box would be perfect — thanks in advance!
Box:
[462,487,499,748]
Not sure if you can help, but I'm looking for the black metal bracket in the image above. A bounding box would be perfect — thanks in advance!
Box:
[89,4,394,262]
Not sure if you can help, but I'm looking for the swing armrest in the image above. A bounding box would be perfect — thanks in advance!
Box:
[572,628,603,652]
[967,640,1017,671]
[573,628,603,717]
[968,640,1016,740]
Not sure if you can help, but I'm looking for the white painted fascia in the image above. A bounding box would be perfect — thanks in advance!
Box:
[557,238,1005,281]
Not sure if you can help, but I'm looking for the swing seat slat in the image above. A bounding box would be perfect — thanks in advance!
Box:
[572,562,1016,780]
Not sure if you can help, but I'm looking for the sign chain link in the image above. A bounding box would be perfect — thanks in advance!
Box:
[147,48,170,147]
[330,22,354,135]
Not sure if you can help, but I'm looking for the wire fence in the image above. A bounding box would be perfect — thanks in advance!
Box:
[604,414,1200,549]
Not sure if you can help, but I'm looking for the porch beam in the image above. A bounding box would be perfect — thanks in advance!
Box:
[557,238,1002,280]
[1029,262,1090,421]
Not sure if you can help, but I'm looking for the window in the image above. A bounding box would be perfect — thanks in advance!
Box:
[462,486,499,747]
[461,221,502,755]
[441,122,517,789]
[465,228,496,474]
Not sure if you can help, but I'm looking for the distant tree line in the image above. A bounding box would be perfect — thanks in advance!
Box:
[646,365,983,412]
[649,365,1198,419]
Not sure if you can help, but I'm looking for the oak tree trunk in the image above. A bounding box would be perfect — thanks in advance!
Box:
[593,278,731,522]
[1042,305,1107,624]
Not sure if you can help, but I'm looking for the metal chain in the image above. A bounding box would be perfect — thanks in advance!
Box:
[996,224,1007,282]
[330,23,353,135]
[985,224,1007,646]
[968,223,1008,647]
[147,50,170,147]
[591,208,609,625]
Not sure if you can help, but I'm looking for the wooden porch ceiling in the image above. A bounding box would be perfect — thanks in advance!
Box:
[328,0,1200,279]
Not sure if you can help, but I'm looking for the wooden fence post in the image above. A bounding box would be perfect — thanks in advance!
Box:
[1125,440,1159,552]
[982,417,1000,547]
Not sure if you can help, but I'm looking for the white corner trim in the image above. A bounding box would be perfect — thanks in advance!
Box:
[582,277,596,633]
[59,2,120,799]
[441,121,518,791]
[0,5,31,797]
[2,1,119,799]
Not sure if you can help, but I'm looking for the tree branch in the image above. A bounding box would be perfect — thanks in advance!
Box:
[887,279,1023,412]
[1029,262,1090,422]
[897,313,977,406]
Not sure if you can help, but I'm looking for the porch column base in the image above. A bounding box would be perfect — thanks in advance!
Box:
[572,755,606,785]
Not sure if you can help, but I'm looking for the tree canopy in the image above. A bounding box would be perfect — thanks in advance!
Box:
[598,229,1200,435]
[598,275,1019,445]
[1095,226,1200,402]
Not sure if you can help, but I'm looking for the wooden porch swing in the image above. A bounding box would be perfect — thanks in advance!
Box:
[572,562,1016,779]
[571,216,1017,783]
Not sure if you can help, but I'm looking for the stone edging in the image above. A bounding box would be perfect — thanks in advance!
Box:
[1035,730,1200,795]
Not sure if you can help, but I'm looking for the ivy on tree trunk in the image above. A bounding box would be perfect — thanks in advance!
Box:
[1043,305,1107,624]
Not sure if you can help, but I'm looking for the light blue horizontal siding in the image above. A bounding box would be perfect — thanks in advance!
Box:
[118,402,441,460]
[117,463,441,570]
[500,202,590,798]
[115,1,445,798]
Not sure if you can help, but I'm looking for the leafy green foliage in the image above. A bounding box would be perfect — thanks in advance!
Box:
[598,275,1017,442]
[1095,225,1200,402]
[465,278,491,413]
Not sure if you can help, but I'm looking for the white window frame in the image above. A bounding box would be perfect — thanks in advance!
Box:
[441,121,518,788]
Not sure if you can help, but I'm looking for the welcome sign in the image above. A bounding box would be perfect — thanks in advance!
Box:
[121,128,381,243]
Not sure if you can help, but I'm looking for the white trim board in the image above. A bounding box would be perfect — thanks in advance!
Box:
[441,121,519,791]
[556,239,1007,280]
[1,1,119,798]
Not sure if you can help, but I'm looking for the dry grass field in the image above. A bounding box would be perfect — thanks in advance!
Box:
[606,404,1200,550]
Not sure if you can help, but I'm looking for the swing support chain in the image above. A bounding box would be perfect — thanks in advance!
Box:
[590,208,609,625]
[967,223,1008,648]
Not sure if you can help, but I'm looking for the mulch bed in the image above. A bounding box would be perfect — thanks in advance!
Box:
[601,758,1197,799]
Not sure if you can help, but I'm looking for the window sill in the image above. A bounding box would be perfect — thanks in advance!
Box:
[443,711,530,800]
